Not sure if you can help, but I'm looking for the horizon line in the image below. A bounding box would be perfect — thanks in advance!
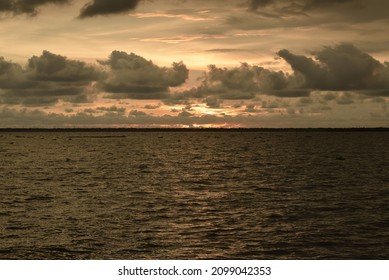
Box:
[0,127,388,132]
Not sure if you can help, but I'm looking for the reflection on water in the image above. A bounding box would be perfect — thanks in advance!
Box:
[0,131,388,259]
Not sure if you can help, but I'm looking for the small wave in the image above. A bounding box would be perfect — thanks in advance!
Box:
[68,135,126,139]
[25,195,55,202]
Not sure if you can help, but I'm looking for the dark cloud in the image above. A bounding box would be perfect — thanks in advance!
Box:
[1,104,387,128]
[359,90,389,97]
[129,109,147,116]
[269,89,310,98]
[204,96,222,108]
[0,107,194,127]
[370,97,386,103]
[303,0,356,11]
[186,63,260,100]
[278,49,327,89]
[322,92,337,101]
[0,57,25,89]
[247,0,356,12]
[261,100,283,109]
[296,97,314,106]
[243,0,389,27]
[278,43,389,95]
[99,51,188,99]
[79,0,141,18]
[178,109,194,118]
[186,62,304,100]
[96,106,126,114]
[27,51,102,82]
[0,51,101,106]
[0,1,12,12]
[144,104,160,109]
[0,0,70,16]
[178,43,388,105]
[336,92,355,105]
[247,0,274,11]
[162,91,191,105]
[244,103,259,112]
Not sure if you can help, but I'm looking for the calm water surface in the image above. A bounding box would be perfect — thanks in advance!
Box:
[0,131,388,259]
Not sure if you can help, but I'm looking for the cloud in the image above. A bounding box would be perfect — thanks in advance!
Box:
[144,104,160,109]
[131,9,214,22]
[0,0,70,16]
[79,0,141,18]
[244,103,260,112]
[185,62,305,100]
[1,44,387,129]
[99,51,188,99]
[3,104,386,128]
[303,0,356,11]
[204,96,222,108]
[242,0,389,28]
[0,51,101,106]
[206,48,249,53]
[172,43,388,106]
[277,49,327,89]
[336,92,355,105]
[1,50,190,105]
[96,106,126,114]
[277,43,389,95]
[247,0,356,12]
[247,0,274,11]
[129,109,147,116]
[178,109,194,117]
[27,51,102,83]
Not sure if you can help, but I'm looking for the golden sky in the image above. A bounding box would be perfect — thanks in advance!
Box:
[0,0,388,127]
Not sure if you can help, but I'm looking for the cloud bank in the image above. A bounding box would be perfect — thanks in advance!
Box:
[278,43,389,95]
[0,0,70,16]
[79,0,141,18]
[0,51,101,105]
[176,43,389,104]
[99,51,189,99]
[0,50,189,105]
[0,44,388,128]
[1,44,388,108]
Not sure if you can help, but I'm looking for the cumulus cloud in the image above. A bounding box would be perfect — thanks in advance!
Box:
[184,62,306,100]
[144,104,160,109]
[194,63,262,99]
[129,109,148,116]
[244,103,260,112]
[277,43,389,95]
[79,0,141,18]
[0,0,70,16]
[1,50,190,105]
[27,51,102,83]
[0,51,101,106]
[204,96,222,108]
[96,106,126,114]
[336,92,356,105]
[99,51,188,99]
[173,43,389,107]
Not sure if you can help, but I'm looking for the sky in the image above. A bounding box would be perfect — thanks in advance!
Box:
[0,0,388,128]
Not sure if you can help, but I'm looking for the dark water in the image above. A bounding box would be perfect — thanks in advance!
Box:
[0,131,388,259]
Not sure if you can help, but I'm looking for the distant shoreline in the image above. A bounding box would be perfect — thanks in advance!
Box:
[0,127,388,132]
